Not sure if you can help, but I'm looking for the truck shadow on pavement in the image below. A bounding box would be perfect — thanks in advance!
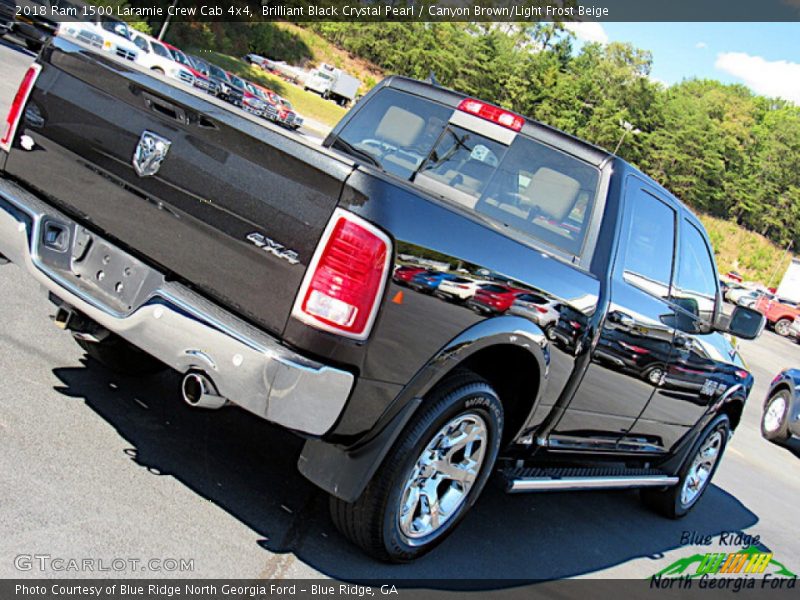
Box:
[52,361,759,585]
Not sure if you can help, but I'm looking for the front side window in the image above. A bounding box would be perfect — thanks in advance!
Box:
[132,36,148,53]
[673,220,718,327]
[621,188,676,299]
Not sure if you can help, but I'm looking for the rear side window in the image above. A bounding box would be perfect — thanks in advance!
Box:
[333,89,599,256]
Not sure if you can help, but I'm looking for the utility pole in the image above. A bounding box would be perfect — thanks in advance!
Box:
[158,0,179,41]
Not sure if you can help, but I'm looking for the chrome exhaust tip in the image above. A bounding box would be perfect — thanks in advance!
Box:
[182,372,227,409]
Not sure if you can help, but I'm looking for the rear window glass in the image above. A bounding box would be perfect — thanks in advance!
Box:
[518,293,548,304]
[481,285,508,293]
[333,89,599,256]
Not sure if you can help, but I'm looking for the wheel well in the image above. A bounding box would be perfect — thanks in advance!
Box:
[458,345,541,446]
[720,398,744,431]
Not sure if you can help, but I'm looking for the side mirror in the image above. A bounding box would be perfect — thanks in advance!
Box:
[722,305,766,340]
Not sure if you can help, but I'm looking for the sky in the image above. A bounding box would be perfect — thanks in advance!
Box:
[562,22,800,103]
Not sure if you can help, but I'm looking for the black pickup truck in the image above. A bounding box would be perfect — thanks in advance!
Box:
[0,37,766,562]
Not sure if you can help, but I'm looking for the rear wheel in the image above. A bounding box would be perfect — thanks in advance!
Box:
[774,318,792,337]
[25,39,42,52]
[329,371,503,562]
[641,414,729,519]
[645,365,665,385]
[74,334,165,376]
[761,390,791,442]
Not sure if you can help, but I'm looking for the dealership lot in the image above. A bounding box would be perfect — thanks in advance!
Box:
[0,41,798,581]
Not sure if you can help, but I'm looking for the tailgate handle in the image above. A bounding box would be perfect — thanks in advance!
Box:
[142,92,187,124]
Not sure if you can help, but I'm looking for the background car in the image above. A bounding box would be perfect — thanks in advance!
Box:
[129,31,194,85]
[468,284,524,314]
[408,270,461,293]
[726,270,744,283]
[58,15,139,62]
[754,293,800,337]
[762,369,800,442]
[789,316,800,342]
[507,293,560,335]
[203,61,243,106]
[163,41,215,94]
[0,0,14,37]
[243,53,267,67]
[277,97,304,130]
[392,265,426,285]
[11,0,60,50]
[736,290,763,308]
[436,278,492,302]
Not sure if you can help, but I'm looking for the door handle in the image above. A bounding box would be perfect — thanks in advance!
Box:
[142,92,188,124]
[608,310,635,328]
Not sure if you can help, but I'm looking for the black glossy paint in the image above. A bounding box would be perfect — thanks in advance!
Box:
[4,48,756,501]
[5,37,354,336]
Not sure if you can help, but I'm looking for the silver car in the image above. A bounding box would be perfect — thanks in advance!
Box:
[508,293,560,336]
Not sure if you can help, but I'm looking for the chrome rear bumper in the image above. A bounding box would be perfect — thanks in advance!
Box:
[0,177,353,436]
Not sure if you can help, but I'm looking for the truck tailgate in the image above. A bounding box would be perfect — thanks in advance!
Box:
[4,37,354,335]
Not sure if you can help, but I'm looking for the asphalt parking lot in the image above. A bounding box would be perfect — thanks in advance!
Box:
[0,41,798,583]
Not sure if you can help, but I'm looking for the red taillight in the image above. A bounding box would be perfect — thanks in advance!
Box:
[735,369,749,380]
[292,209,391,340]
[535,306,548,314]
[1,63,42,153]
[569,320,581,330]
[457,98,524,132]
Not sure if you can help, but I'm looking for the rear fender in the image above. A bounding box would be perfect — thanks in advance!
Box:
[298,316,549,501]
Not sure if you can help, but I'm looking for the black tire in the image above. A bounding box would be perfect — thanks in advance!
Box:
[774,318,792,337]
[761,390,792,442]
[25,39,42,52]
[74,334,165,375]
[641,414,730,519]
[329,371,504,562]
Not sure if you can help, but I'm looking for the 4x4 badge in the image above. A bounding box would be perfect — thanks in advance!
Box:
[132,131,171,177]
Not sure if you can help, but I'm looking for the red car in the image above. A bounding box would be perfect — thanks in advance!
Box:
[754,293,800,337]
[392,265,426,284]
[162,42,213,93]
[726,270,744,283]
[468,284,524,314]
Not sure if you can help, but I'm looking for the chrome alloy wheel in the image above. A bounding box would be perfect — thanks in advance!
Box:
[775,319,791,336]
[681,430,723,507]
[398,413,488,541]
[763,395,787,433]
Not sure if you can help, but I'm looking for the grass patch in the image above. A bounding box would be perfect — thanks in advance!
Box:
[699,214,793,285]
[197,51,348,128]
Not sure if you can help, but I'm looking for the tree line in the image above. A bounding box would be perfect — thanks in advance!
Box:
[307,22,800,251]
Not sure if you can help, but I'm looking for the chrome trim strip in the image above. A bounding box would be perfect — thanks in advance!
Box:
[507,475,679,493]
[0,177,354,436]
